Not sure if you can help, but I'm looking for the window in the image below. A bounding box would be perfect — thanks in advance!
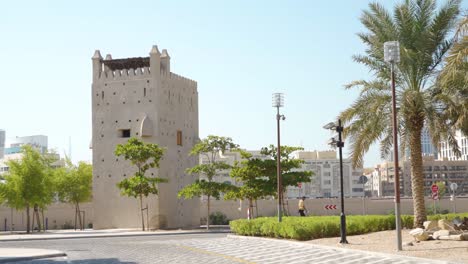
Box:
[324,180,331,185]
[352,188,364,192]
[177,130,182,146]
[323,172,331,176]
[119,129,131,138]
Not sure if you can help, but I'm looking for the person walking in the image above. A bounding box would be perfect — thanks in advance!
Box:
[298,196,307,216]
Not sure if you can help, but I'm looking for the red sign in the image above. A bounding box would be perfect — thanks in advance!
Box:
[298,183,302,188]
[432,192,439,200]
[431,184,439,193]
[324,205,337,210]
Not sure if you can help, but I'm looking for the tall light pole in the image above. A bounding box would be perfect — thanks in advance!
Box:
[272,93,285,222]
[384,41,402,251]
[323,119,348,244]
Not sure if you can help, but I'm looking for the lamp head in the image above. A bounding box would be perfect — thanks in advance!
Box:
[384,41,400,63]
[323,122,337,130]
[272,93,284,108]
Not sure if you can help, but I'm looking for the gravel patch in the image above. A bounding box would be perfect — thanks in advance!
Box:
[306,230,468,263]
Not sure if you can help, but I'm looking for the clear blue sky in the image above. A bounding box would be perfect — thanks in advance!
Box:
[1,1,465,167]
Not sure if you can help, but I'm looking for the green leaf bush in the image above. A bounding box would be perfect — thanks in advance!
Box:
[230,213,468,241]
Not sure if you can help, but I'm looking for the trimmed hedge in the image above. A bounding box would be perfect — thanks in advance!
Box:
[229,213,468,241]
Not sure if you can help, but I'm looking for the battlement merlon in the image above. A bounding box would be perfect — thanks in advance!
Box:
[91,45,196,89]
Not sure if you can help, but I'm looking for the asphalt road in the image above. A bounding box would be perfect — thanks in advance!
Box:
[0,233,456,264]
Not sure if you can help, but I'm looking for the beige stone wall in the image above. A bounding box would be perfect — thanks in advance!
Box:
[0,203,93,231]
[91,45,199,230]
[201,197,468,221]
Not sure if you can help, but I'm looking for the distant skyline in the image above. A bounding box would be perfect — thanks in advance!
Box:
[1,1,466,167]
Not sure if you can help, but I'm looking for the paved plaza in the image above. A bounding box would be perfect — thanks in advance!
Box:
[0,233,459,264]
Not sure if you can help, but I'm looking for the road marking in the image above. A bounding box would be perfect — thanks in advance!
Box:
[176,244,257,264]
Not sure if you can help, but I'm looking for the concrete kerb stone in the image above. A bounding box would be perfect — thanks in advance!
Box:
[0,229,231,242]
[226,234,457,264]
[0,248,66,263]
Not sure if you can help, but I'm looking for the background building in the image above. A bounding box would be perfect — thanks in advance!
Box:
[91,45,199,229]
[439,130,468,161]
[0,130,4,159]
[369,156,468,197]
[4,135,48,155]
[290,151,364,198]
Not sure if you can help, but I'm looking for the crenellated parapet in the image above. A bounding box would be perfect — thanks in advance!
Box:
[160,71,197,89]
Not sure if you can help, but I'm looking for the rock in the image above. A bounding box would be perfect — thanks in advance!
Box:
[438,234,463,241]
[404,241,414,246]
[461,233,468,241]
[409,228,430,241]
[433,230,451,239]
[423,220,439,231]
[438,219,456,231]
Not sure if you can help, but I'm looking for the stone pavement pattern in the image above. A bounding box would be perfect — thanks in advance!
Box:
[0,233,459,264]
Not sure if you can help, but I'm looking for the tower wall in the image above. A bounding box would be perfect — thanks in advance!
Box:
[91,45,199,229]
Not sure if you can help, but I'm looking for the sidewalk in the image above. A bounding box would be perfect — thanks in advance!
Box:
[0,227,231,262]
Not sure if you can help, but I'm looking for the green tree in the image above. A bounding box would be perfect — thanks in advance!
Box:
[340,0,462,227]
[435,181,447,197]
[115,137,167,231]
[55,160,92,230]
[258,145,313,214]
[178,135,238,230]
[0,145,56,233]
[437,16,468,134]
[225,150,272,219]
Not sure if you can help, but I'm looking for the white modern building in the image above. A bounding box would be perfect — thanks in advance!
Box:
[289,151,364,198]
[204,149,365,199]
[0,130,5,159]
[439,130,468,161]
[4,135,48,155]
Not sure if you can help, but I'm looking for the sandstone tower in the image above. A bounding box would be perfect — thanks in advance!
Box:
[91,45,200,229]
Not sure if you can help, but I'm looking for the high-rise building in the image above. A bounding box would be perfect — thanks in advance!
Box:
[0,130,5,159]
[439,130,468,161]
[4,135,48,155]
[91,45,199,229]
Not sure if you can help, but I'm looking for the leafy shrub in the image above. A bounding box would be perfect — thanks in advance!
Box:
[209,211,229,225]
[229,213,468,241]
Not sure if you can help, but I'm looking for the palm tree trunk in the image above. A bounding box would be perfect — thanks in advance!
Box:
[409,127,427,228]
[206,195,210,230]
[140,194,145,231]
[26,204,30,234]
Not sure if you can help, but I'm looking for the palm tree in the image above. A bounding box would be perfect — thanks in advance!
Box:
[340,0,462,228]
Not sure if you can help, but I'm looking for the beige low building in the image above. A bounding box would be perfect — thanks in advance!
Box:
[91,45,199,229]
[370,156,468,197]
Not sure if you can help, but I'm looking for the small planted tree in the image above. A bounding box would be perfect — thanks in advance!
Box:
[259,145,313,214]
[115,138,167,231]
[178,135,238,230]
[0,145,56,233]
[225,150,273,219]
[55,160,92,230]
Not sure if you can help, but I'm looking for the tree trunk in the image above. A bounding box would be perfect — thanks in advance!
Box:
[34,204,41,232]
[74,204,78,230]
[248,199,253,219]
[409,125,427,228]
[26,204,30,234]
[206,195,210,230]
[41,209,45,232]
[77,203,83,230]
[140,194,145,231]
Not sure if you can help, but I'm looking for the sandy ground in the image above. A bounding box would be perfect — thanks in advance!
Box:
[306,230,468,263]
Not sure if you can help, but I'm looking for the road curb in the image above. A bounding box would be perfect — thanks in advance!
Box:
[0,230,231,242]
[226,234,458,264]
[0,252,66,263]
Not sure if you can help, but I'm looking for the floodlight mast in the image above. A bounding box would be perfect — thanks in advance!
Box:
[384,40,402,251]
[272,93,285,222]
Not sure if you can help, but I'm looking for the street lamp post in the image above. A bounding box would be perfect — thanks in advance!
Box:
[384,41,402,251]
[323,119,348,244]
[272,93,285,222]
